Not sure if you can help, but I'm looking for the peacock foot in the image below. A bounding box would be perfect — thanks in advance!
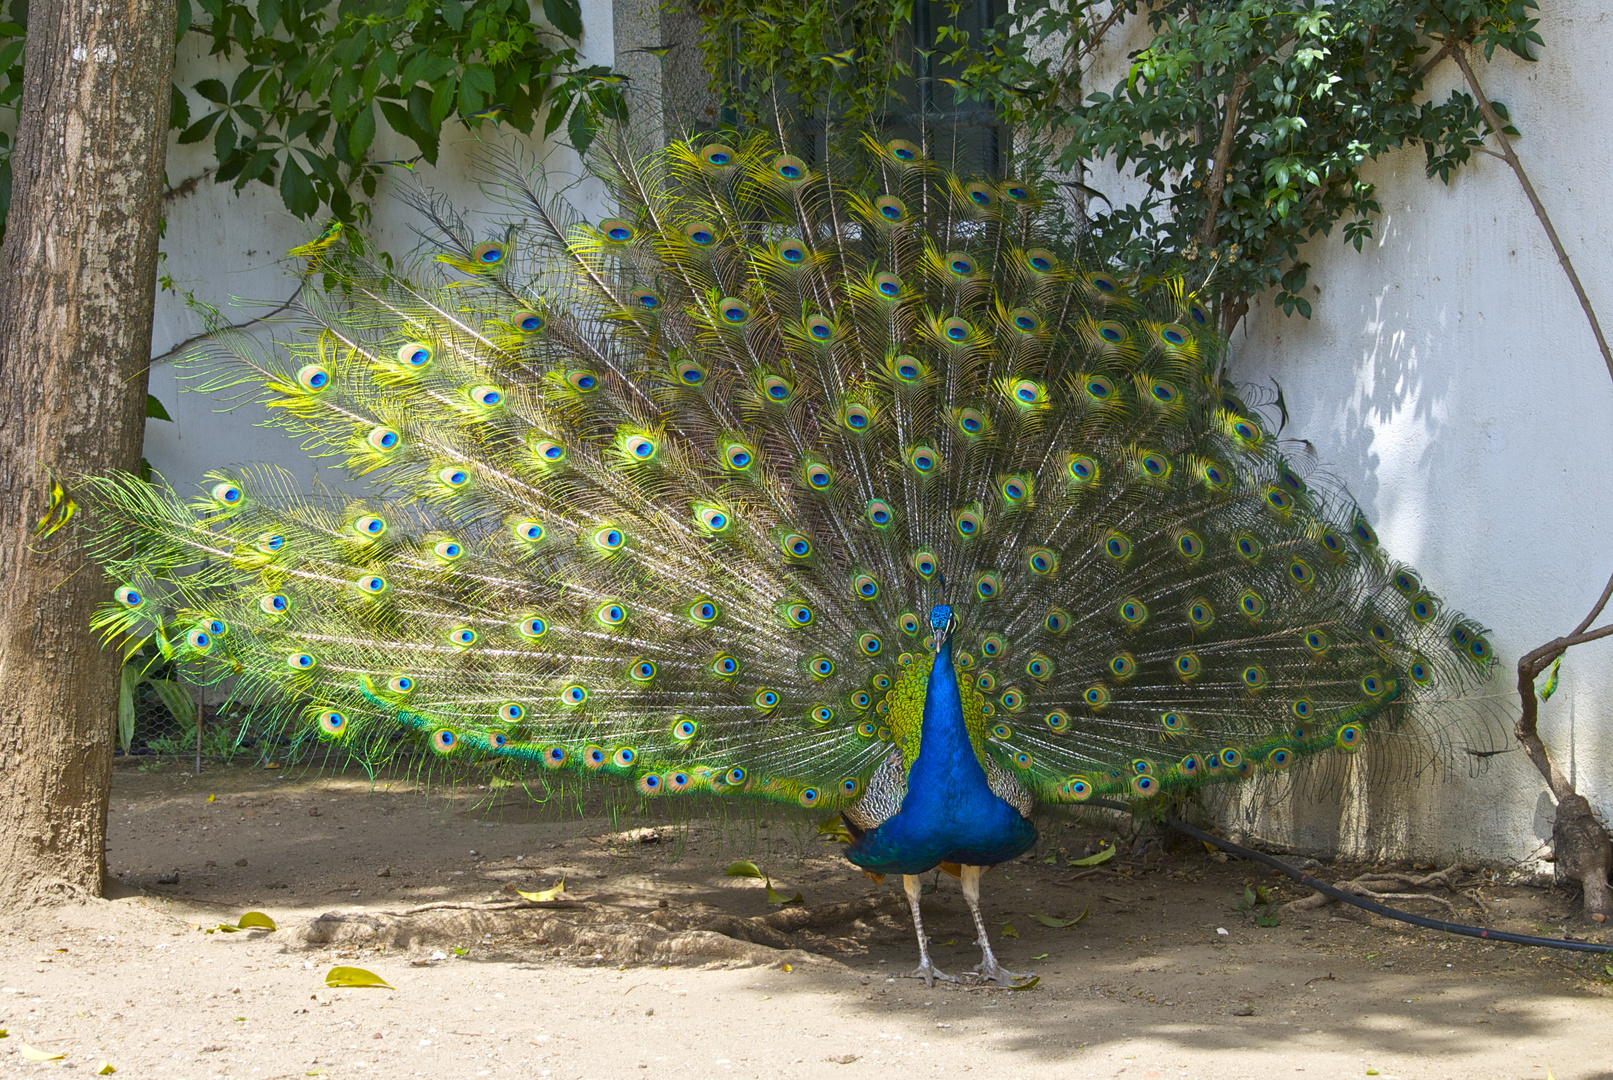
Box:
[972,960,1037,988]
[909,961,959,987]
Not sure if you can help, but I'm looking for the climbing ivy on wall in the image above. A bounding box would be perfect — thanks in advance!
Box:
[0,0,625,236]
[696,0,1543,330]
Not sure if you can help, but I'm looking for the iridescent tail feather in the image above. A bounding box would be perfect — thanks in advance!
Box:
[82,127,1499,810]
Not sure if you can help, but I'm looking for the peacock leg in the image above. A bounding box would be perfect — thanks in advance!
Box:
[960,864,1034,986]
[903,873,957,987]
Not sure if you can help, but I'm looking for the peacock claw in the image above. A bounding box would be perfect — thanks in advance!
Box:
[972,961,1035,987]
[909,962,959,987]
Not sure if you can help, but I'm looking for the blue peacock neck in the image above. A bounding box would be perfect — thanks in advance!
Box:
[909,637,986,791]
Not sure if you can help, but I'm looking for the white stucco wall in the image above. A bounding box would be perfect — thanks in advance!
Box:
[141,1,1609,863]
[1219,3,1613,862]
[143,0,618,493]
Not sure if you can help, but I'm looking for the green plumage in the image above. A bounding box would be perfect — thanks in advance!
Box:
[83,130,1494,813]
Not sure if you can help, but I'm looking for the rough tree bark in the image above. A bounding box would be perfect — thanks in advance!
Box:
[0,0,176,908]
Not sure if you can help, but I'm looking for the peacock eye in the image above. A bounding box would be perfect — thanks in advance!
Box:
[471,241,507,266]
[296,364,330,391]
[397,341,432,367]
[367,426,400,452]
[514,310,545,333]
[513,520,545,542]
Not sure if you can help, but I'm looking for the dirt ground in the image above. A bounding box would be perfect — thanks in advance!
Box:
[1,761,1611,1080]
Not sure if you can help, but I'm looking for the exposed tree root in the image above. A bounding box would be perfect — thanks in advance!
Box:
[1285,863,1481,919]
[300,890,907,968]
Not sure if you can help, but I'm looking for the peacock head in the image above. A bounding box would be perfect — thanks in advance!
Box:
[929,604,957,651]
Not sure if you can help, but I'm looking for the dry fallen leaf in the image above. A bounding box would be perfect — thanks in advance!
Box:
[516,878,565,902]
[1031,908,1089,928]
[1068,845,1115,867]
[95,1061,116,1074]
[19,1043,66,1061]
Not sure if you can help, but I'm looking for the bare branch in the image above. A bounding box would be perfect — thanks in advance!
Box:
[1452,44,1613,384]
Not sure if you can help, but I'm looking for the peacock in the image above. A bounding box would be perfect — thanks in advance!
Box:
[82,129,1496,987]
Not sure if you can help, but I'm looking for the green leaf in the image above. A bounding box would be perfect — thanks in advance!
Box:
[543,0,584,40]
[725,861,765,879]
[117,665,137,754]
[279,157,317,218]
[255,0,280,32]
[236,911,277,930]
[1001,923,1019,938]
[1068,845,1114,867]
[324,966,393,989]
[765,883,803,905]
[440,0,465,31]
[193,78,228,104]
[176,112,218,145]
[348,104,376,160]
[146,678,195,731]
[145,393,172,421]
[1031,908,1089,928]
[1539,657,1562,701]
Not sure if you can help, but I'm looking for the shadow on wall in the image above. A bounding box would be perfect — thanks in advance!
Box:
[1221,121,1613,862]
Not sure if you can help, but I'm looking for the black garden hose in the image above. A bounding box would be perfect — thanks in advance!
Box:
[1087,798,1613,955]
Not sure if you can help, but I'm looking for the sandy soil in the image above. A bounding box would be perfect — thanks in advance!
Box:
[1,760,1611,1080]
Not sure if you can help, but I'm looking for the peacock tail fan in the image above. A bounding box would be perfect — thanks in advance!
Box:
[81,128,1500,819]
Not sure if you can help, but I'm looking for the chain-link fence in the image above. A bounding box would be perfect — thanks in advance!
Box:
[116,656,282,763]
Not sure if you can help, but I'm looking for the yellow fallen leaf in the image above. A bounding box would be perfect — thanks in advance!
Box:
[20,1043,66,1061]
[766,883,803,905]
[1001,923,1019,938]
[725,860,765,879]
[1031,953,1050,960]
[325,966,393,989]
[236,911,277,931]
[816,817,853,843]
[1068,845,1114,867]
[95,1061,115,1074]
[782,963,794,973]
[1031,908,1089,928]
[516,877,565,902]
[207,794,216,802]
[1006,975,1041,991]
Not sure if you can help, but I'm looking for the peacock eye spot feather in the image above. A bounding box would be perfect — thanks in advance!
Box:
[866,499,894,526]
[472,241,506,266]
[260,593,289,614]
[720,300,751,326]
[1190,301,1210,325]
[515,311,545,333]
[398,342,433,367]
[1161,325,1189,345]
[567,369,598,392]
[789,604,816,627]
[499,703,525,722]
[1089,274,1118,293]
[438,467,470,488]
[689,599,719,623]
[685,223,717,246]
[773,155,805,180]
[876,274,902,297]
[875,195,908,222]
[600,219,636,243]
[296,364,330,391]
[518,616,548,639]
[703,144,734,167]
[946,252,976,276]
[211,482,243,505]
[1084,377,1114,401]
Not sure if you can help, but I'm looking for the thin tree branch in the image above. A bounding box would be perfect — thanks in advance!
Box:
[1451,44,1613,385]
[1197,71,1249,245]
[1515,565,1613,802]
[148,279,306,366]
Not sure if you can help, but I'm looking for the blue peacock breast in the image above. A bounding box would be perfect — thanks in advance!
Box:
[843,631,1037,876]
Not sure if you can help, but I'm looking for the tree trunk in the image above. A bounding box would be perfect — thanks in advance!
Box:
[0,0,176,909]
